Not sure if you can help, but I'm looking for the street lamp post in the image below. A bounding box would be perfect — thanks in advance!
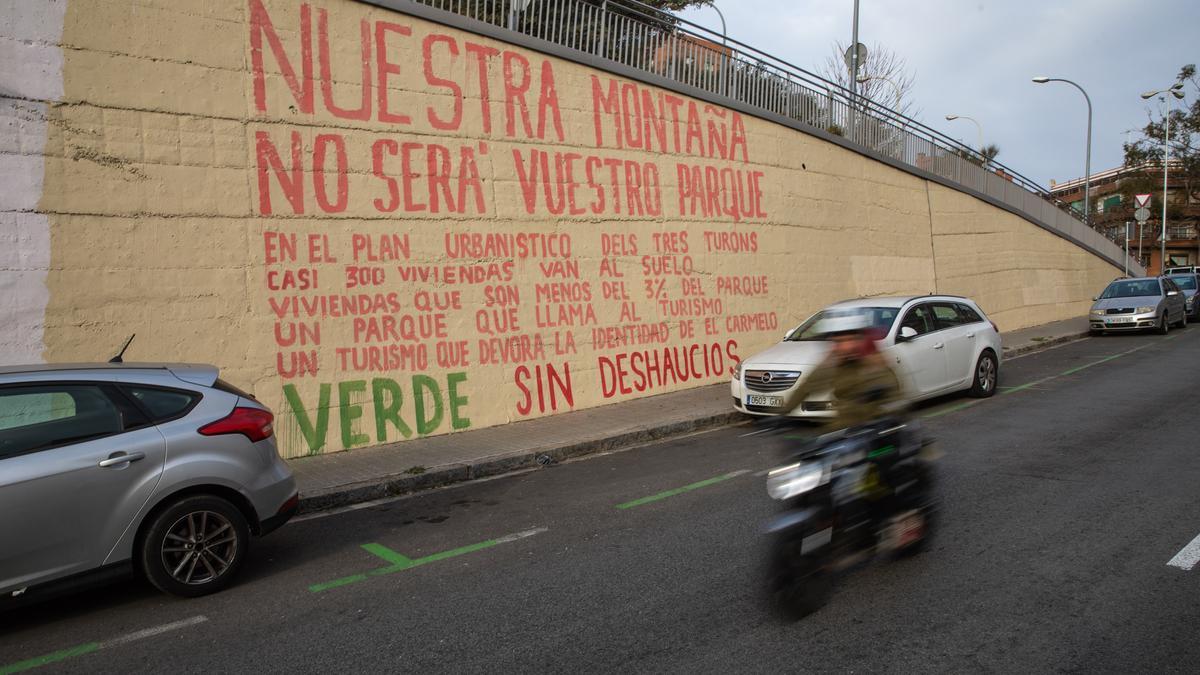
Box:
[1141,83,1185,272]
[945,114,984,167]
[1032,77,1092,223]
[850,0,860,101]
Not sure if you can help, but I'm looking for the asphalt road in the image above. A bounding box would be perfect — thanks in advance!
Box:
[3,328,1200,673]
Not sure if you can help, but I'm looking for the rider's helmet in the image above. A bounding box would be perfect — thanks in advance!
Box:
[814,309,871,337]
[815,308,883,358]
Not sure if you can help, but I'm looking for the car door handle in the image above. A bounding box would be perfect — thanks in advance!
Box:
[966,333,976,339]
[98,452,146,468]
[933,343,945,350]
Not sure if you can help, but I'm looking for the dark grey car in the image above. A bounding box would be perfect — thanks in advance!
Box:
[1088,277,1188,334]
[1166,273,1200,319]
[0,363,297,600]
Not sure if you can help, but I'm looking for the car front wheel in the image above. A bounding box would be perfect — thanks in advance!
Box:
[1158,313,1170,335]
[139,494,250,597]
[968,351,998,398]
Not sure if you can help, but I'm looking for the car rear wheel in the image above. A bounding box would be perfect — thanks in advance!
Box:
[139,495,249,597]
[968,351,998,398]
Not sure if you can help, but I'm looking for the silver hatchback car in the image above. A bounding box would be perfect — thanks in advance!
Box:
[0,363,297,600]
[1088,276,1188,334]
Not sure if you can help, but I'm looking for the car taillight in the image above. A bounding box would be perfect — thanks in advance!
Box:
[198,407,274,442]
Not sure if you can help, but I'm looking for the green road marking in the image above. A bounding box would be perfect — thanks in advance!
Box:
[1165,334,1179,340]
[361,542,414,569]
[1006,343,1153,393]
[0,643,99,675]
[1061,353,1123,376]
[616,471,744,510]
[309,530,545,593]
[308,573,369,593]
[373,539,499,574]
[921,400,978,419]
[1001,375,1056,394]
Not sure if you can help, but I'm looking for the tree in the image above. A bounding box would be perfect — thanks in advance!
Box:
[1124,64,1200,206]
[951,143,999,167]
[819,41,919,119]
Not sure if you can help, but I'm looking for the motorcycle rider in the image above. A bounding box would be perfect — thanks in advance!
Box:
[770,309,907,426]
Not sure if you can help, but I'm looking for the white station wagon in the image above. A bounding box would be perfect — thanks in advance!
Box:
[732,296,1003,417]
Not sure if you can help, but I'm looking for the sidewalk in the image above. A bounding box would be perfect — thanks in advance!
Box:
[1000,316,1090,358]
[291,315,1091,513]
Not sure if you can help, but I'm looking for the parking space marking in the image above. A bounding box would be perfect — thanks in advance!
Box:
[309,528,548,593]
[616,470,749,510]
[0,616,207,675]
[1167,531,1200,571]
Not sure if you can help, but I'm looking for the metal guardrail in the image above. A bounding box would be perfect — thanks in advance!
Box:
[380,0,1133,260]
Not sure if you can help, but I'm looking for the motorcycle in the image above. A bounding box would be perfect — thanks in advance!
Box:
[763,416,939,618]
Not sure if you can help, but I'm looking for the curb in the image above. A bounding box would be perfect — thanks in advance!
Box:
[297,410,746,514]
[1001,330,1091,360]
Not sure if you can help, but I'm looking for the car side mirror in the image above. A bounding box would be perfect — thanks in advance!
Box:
[1092,297,1098,302]
[897,326,918,342]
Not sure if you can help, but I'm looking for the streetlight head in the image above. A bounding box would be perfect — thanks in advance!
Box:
[945,114,959,121]
[856,75,870,84]
[1032,76,1050,84]
[1141,91,1158,99]
[1172,90,1185,99]
[1171,82,1185,91]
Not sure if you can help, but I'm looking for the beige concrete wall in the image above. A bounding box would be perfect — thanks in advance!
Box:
[1,0,1121,458]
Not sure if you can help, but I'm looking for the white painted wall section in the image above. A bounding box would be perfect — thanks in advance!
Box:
[0,0,65,365]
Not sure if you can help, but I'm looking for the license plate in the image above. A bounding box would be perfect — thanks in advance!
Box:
[1106,316,1133,324]
[746,394,783,407]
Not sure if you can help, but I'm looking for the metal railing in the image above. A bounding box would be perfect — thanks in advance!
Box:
[387,0,1131,258]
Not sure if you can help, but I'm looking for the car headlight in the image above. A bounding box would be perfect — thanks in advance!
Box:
[1136,306,1155,314]
[765,462,829,500]
[1090,307,1105,315]
[731,361,744,379]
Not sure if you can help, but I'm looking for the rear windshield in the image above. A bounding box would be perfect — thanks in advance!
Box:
[1168,275,1197,290]
[1100,280,1161,299]
[787,307,900,341]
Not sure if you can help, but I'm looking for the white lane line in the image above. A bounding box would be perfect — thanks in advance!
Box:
[739,428,775,437]
[493,527,549,544]
[291,466,547,523]
[1167,532,1200,570]
[292,498,386,523]
[753,468,773,477]
[98,616,208,649]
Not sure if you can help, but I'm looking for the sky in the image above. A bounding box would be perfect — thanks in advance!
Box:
[675,0,1198,188]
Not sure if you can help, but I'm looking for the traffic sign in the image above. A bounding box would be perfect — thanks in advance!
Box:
[1135,193,1152,208]
[843,43,868,71]
[1135,207,1151,223]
